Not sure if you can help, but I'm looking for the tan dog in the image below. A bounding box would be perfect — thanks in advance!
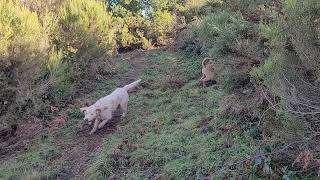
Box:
[199,58,216,87]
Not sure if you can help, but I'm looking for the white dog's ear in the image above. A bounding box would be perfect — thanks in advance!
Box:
[95,106,107,113]
[96,106,108,112]
[80,107,88,113]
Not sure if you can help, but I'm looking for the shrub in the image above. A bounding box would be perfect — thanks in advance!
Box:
[195,10,248,58]
[150,10,176,45]
[151,0,180,12]
[58,0,116,56]
[113,15,152,49]
[22,0,64,14]
[41,0,120,106]
[192,8,263,94]
[0,0,116,127]
[250,0,320,173]
[0,0,50,126]
[222,0,278,21]
[109,0,194,49]
[0,0,48,61]
[252,0,320,116]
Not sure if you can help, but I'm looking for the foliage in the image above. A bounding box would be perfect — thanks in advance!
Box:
[250,0,320,176]
[109,0,142,17]
[181,0,320,177]
[252,0,320,119]
[150,10,176,45]
[0,0,51,125]
[59,0,116,55]
[195,10,249,58]
[110,0,180,48]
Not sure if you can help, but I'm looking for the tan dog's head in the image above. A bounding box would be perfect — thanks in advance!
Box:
[202,57,213,67]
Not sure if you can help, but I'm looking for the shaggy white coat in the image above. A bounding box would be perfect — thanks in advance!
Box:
[80,79,141,134]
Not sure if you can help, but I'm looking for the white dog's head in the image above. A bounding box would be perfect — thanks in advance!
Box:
[80,106,107,125]
[80,106,97,125]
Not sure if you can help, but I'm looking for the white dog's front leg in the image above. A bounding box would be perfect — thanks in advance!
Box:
[89,118,99,135]
[98,118,110,129]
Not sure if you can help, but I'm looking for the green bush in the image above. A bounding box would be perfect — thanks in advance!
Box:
[58,0,116,56]
[252,0,320,112]
[0,0,51,125]
[113,15,152,48]
[109,0,198,49]
[0,0,117,126]
[150,10,176,45]
[192,8,263,93]
[250,0,320,160]
[195,10,248,58]
[0,0,48,61]
[222,0,277,19]
[151,0,181,11]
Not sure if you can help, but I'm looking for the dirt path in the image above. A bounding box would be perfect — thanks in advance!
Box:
[54,117,128,180]
[53,49,159,180]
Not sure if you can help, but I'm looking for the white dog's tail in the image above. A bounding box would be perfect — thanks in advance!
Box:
[123,79,141,92]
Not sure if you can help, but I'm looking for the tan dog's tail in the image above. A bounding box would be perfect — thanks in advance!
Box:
[202,58,212,67]
[123,79,141,92]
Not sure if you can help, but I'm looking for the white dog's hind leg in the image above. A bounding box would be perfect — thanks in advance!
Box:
[120,100,128,117]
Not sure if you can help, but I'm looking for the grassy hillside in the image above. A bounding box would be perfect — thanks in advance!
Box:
[1,0,320,179]
[85,50,260,179]
[0,49,302,179]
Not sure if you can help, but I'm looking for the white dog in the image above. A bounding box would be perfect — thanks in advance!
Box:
[80,79,141,134]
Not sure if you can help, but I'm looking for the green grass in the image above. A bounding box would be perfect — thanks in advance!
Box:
[0,137,61,180]
[0,50,284,179]
[85,51,261,179]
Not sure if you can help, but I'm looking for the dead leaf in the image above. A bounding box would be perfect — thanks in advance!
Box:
[117,126,128,135]
[293,149,313,171]
[138,127,145,136]
[52,115,67,126]
[127,141,137,151]
[50,106,59,113]
[112,148,122,157]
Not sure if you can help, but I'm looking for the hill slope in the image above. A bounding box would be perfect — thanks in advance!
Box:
[0,48,301,179]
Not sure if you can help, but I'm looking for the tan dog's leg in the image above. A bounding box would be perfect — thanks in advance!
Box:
[199,74,205,81]
[202,77,212,87]
[199,74,205,87]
